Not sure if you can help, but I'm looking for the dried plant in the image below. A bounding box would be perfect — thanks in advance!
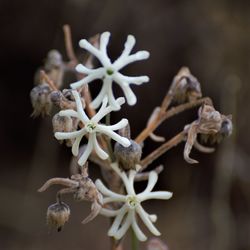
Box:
[31,25,232,250]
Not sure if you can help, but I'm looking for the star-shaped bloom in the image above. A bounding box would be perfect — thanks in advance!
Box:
[95,163,173,241]
[70,32,150,109]
[55,90,131,166]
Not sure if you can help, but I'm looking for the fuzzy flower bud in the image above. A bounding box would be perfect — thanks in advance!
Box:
[30,83,52,117]
[47,202,70,232]
[114,139,142,171]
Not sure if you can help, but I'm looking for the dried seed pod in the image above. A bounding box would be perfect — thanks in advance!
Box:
[73,177,100,202]
[62,89,76,102]
[30,83,52,117]
[47,202,70,232]
[173,67,202,104]
[52,113,77,147]
[184,105,233,164]
[50,91,63,107]
[44,50,63,70]
[44,50,64,89]
[200,115,233,144]
[114,139,142,171]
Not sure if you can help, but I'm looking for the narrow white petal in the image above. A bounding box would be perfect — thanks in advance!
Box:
[124,35,136,54]
[107,82,121,110]
[104,119,128,131]
[136,205,161,236]
[70,69,103,89]
[115,50,150,71]
[149,214,157,223]
[103,197,125,204]
[131,211,147,241]
[117,73,149,85]
[113,78,137,105]
[72,90,89,123]
[79,39,103,61]
[113,34,136,69]
[100,31,110,55]
[77,138,94,166]
[108,205,128,237]
[58,109,79,119]
[95,179,125,200]
[100,208,121,217]
[54,129,84,140]
[127,170,136,195]
[113,212,132,240]
[79,38,110,66]
[93,95,125,121]
[139,191,173,201]
[97,125,131,147]
[93,134,109,160]
[139,171,158,196]
[91,95,109,123]
[90,83,108,110]
[72,130,86,156]
[75,64,93,74]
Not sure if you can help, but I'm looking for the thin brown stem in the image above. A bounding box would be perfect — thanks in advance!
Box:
[140,131,186,171]
[63,24,78,66]
[38,178,77,192]
[40,70,58,91]
[135,97,211,144]
[162,97,212,120]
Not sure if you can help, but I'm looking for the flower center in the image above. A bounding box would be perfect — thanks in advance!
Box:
[126,195,139,209]
[85,121,97,133]
[106,68,114,76]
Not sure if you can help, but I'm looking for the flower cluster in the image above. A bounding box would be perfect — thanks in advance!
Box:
[70,32,150,109]
[55,90,130,166]
[96,163,173,241]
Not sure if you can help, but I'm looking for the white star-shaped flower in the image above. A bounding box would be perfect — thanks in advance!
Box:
[95,163,173,241]
[55,90,131,166]
[70,32,150,109]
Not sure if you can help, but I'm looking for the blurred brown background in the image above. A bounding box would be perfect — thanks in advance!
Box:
[0,0,250,249]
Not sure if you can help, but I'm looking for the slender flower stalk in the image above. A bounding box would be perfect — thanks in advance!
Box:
[70,32,150,109]
[55,90,131,166]
[96,163,173,241]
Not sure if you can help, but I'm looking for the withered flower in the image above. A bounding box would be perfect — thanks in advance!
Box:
[47,202,70,232]
[184,104,232,164]
[172,67,202,104]
[52,113,79,147]
[44,50,64,89]
[38,163,103,224]
[30,83,52,117]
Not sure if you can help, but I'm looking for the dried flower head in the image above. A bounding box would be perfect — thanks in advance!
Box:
[70,32,150,109]
[96,163,172,241]
[39,163,103,224]
[30,83,52,117]
[54,90,131,166]
[45,50,64,70]
[52,113,78,147]
[200,114,233,144]
[47,202,70,232]
[172,67,202,104]
[184,104,232,164]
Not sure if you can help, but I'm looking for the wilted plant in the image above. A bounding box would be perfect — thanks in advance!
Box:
[31,25,232,250]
